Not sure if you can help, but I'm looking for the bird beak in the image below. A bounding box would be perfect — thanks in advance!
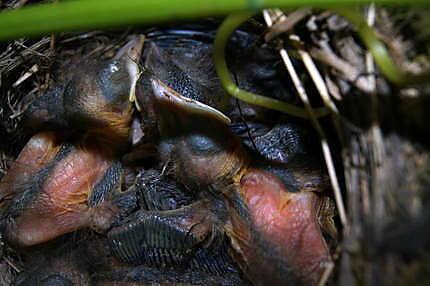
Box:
[114,35,145,109]
[149,77,245,188]
[150,77,230,138]
[22,36,145,137]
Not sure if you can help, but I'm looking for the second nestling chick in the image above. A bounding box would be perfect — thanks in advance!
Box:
[0,37,145,247]
[146,78,333,286]
[22,36,144,153]
[0,131,122,246]
[107,169,245,283]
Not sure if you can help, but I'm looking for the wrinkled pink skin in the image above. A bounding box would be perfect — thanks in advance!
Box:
[0,132,59,203]
[1,132,116,246]
[231,169,331,286]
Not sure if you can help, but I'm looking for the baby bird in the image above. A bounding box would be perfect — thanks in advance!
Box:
[15,169,248,286]
[0,128,123,247]
[0,37,144,247]
[146,77,333,286]
[23,36,144,154]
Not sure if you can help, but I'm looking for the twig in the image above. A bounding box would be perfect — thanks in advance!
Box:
[12,0,28,9]
[265,8,311,42]
[14,41,50,58]
[324,74,342,101]
[365,3,376,94]
[263,9,349,230]
[0,37,50,75]
[213,12,329,118]
[365,2,386,246]
[12,64,39,87]
[334,7,430,86]
[2,256,20,273]
[318,261,335,286]
[309,47,373,94]
[273,9,346,143]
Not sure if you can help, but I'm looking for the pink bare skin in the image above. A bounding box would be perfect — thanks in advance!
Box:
[0,132,60,206]
[230,169,331,286]
[148,72,333,285]
[4,134,117,246]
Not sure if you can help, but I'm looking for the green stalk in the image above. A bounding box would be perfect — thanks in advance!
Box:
[0,0,428,41]
[214,10,430,116]
[213,12,328,118]
[335,8,430,86]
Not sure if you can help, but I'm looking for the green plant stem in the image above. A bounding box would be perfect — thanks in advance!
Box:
[0,0,428,41]
[214,11,430,116]
[335,8,430,86]
[213,12,328,118]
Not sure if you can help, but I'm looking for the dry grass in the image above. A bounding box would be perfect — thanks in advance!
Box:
[0,1,429,285]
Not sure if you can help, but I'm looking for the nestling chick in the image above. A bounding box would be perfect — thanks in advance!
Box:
[0,37,145,246]
[107,169,246,284]
[23,36,144,154]
[0,132,122,246]
[146,78,332,286]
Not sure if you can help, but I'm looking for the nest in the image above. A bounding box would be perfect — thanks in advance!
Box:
[0,1,429,285]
